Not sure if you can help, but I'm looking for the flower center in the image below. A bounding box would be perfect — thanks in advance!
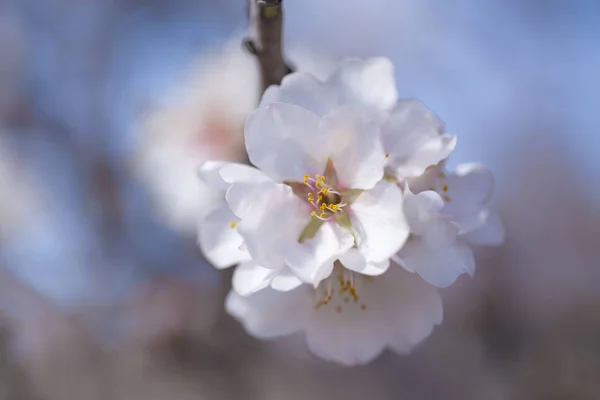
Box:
[303,173,347,221]
[314,264,368,313]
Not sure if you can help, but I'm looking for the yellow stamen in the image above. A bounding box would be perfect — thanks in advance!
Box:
[320,212,326,218]
[320,203,327,210]
[318,194,323,201]
[442,185,448,192]
[229,221,237,228]
[311,211,316,216]
[321,187,329,195]
[443,195,452,203]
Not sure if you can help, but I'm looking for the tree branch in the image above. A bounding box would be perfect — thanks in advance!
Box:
[245,0,292,94]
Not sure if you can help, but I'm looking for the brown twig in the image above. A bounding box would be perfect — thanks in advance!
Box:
[245,0,293,94]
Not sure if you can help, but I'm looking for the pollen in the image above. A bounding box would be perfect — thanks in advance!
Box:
[320,187,329,195]
[442,185,448,192]
[443,195,452,203]
[320,203,327,210]
[385,153,389,158]
[320,211,326,218]
[229,221,237,228]
[318,194,323,201]
[311,211,316,217]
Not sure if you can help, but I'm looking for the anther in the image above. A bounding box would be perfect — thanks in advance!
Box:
[229,221,237,228]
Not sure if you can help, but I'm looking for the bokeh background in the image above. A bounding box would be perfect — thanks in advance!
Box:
[1,0,599,399]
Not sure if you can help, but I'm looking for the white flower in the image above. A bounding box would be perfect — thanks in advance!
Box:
[198,102,409,287]
[226,260,442,366]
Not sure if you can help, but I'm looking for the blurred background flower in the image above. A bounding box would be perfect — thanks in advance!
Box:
[0,0,599,398]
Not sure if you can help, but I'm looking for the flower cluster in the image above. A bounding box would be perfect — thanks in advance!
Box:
[197,58,503,366]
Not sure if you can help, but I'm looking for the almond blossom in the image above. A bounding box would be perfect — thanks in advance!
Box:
[196,56,503,366]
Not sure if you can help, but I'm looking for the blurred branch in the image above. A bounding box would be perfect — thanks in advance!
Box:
[245,0,292,94]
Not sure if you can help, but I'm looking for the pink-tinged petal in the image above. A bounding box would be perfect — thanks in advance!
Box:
[382,100,456,180]
[260,72,339,116]
[197,204,250,269]
[350,181,409,263]
[327,58,397,112]
[318,106,386,189]
[244,103,324,182]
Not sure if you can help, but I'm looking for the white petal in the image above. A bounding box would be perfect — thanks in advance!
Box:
[198,161,269,191]
[197,204,250,269]
[462,209,504,246]
[305,290,392,366]
[338,247,390,276]
[270,268,304,291]
[350,181,409,263]
[260,72,339,116]
[304,263,434,365]
[386,266,443,354]
[284,222,354,285]
[232,262,277,296]
[402,189,445,235]
[219,163,270,184]
[197,161,230,191]
[444,163,495,232]
[318,106,386,189]
[226,285,310,339]
[382,100,456,180]
[244,103,324,182]
[226,180,307,269]
[327,58,397,112]
[396,235,475,288]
